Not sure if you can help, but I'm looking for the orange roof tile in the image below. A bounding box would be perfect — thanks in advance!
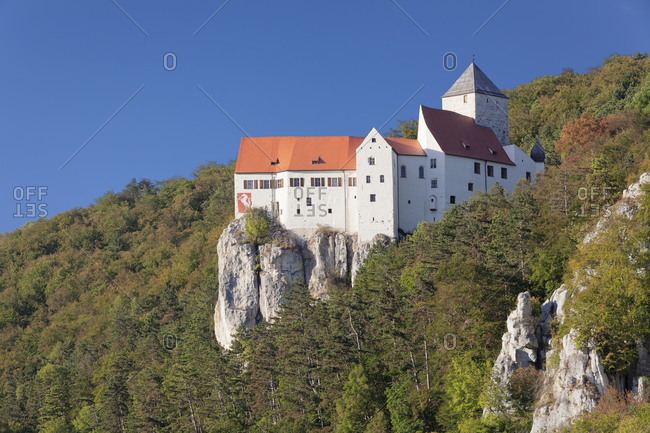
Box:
[384,137,426,156]
[234,136,364,173]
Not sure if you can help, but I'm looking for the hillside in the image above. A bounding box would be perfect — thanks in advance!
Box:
[0,54,649,432]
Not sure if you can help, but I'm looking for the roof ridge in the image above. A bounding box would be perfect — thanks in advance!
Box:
[441,63,507,99]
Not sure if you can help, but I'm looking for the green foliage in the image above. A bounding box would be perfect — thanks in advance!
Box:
[1,54,650,433]
[245,207,271,245]
[386,118,418,139]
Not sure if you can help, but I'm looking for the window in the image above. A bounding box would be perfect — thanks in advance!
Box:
[328,208,332,214]
[260,180,271,189]
[311,177,324,187]
[371,138,376,143]
[450,195,456,204]
[419,166,424,178]
[468,182,474,191]
[306,197,312,206]
[431,178,438,188]
[370,194,376,202]
[463,95,468,103]
[330,177,342,187]
[463,141,470,150]
[277,179,284,188]
[430,158,437,168]
[501,167,508,179]
[270,159,279,166]
[366,175,371,184]
[400,165,406,178]
[296,207,301,215]
[474,162,481,174]
[244,180,254,189]
[526,171,531,181]
[312,160,319,165]
[290,178,304,187]
[380,175,385,183]
[487,165,494,177]
[368,156,375,165]
[348,177,357,187]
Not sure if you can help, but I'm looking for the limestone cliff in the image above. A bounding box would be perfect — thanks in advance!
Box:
[489,173,650,433]
[214,219,388,349]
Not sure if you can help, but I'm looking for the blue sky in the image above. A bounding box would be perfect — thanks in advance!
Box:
[1,0,648,233]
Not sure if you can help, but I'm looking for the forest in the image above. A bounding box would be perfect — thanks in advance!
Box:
[0,53,650,432]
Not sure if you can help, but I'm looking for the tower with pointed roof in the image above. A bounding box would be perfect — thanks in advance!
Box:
[441,62,510,148]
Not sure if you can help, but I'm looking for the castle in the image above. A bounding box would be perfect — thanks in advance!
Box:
[233,63,545,242]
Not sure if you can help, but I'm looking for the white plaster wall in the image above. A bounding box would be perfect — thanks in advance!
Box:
[397,155,429,234]
[234,171,354,233]
[356,130,397,242]
[441,93,476,119]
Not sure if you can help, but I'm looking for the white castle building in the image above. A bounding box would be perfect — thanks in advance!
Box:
[233,63,546,242]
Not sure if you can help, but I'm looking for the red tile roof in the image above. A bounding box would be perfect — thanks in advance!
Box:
[234,135,428,173]
[235,136,364,173]
[384,137,426,156]
[421,105,514,165]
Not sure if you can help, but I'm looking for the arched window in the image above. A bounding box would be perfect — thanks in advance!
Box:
[429,195,437,210]
[419,166,424,178]
[368,156,375,165]
[400,165,406,178]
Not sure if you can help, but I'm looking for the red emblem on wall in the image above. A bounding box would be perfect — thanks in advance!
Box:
[237,193,252,213]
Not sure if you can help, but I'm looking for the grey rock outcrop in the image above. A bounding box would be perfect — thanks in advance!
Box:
[489,173,650,432]
[492,292,539,387]
[214,221,386,349]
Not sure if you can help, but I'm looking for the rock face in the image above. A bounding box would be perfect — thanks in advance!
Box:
[488,173,650,433]
[492,292,539,387]
[214,221,385,349]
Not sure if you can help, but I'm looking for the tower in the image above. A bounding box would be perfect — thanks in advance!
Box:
[441,62,510,147]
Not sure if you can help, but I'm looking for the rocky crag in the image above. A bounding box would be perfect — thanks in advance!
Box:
[490,173,650,433]
[214,218,388,349]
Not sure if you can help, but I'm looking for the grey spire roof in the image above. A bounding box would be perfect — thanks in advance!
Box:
[530,138,546,163]
[442,63,507,98]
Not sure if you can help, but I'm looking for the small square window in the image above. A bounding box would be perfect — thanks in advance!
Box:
[468,183,473,191]
[450,195,456,204]
[380,175,385,183]
[328,208,332,214]
[370,194,376,202]
[371,138,376,143]
[368,157,375,165]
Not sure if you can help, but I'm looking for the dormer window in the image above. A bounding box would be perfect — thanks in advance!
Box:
[311,157,323,165]
[462,141,470,150]
[312,160,319,165]
[488,148,496,155]
[270,158,279,166]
